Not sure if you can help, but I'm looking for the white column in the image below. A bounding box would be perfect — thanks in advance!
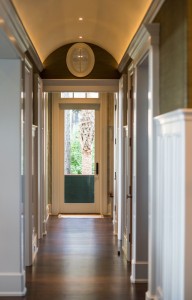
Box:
[34,74,44,238]
[145,24,160,300]
[24,58,33,267]
[0,59,26,296]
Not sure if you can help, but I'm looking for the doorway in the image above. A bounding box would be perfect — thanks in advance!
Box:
[52,92,108,216]
[59,106,100,213]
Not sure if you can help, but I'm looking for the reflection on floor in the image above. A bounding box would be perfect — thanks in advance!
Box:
[0,216,147,300]
[58,214,104,218]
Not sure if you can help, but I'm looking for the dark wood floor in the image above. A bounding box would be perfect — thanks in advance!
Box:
[1,216,147,300]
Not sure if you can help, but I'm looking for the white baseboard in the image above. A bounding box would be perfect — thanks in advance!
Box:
[0,271,26,296]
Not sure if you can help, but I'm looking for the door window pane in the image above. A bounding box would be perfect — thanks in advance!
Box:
[64,109,95,203]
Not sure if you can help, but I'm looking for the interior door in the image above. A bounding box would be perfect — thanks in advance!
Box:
[59,103,100,213]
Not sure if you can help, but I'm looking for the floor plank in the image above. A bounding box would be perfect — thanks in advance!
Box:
[0,216,147,299]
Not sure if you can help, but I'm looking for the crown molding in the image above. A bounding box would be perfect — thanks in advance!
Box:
[118,0,165,72]
[0,0,43,71]
[128,23,160,63]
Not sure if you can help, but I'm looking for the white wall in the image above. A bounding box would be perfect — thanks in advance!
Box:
[0,59,26,296]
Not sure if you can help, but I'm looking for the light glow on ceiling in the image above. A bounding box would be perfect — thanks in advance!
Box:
[12,0,152,63]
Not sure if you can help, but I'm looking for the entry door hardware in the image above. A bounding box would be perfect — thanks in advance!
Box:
[96,162,99,175]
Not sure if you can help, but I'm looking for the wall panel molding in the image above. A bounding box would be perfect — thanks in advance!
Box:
[153,109,192,300]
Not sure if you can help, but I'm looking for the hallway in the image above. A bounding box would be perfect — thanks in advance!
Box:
[1,216,146,300]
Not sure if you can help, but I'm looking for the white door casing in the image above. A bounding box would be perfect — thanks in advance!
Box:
[127,24,160,285]
[52,93,108,215]
[59,104,100,214]
[113,93,118,235]
[23,57,33,267]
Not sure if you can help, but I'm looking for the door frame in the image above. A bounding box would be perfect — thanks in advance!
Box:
[127,24,160,285]
[52,92,108,215]
[23,57,33,266]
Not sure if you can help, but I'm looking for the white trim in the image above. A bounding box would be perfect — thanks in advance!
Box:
[58,106,100,214]
[117,75,127,240]
[100,93,108,215]
[43,92,49,235]
[113,94,118,235]
[24,57,33,267]
[127,23,160,290]
[32,125,38,262]
[52,93,108,215]
[128,24,160,65]
[34,74,44,239]
[155,108,192,124]
[0,272,26,296]
[147,24,160,298]
[43,79,119,93]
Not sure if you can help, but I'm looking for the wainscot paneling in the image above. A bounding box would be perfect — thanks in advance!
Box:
[153,109,192,300]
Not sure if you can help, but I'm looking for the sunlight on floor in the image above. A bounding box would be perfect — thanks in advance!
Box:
[58,214,104,218]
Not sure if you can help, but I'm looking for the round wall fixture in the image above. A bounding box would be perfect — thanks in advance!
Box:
[66,43,95,77]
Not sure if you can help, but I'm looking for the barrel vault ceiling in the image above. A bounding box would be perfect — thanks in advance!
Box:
[12,0,152,64]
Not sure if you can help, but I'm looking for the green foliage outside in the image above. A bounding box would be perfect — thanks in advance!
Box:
[70,131,82,174]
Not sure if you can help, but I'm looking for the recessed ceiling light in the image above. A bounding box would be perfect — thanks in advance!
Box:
[79,36,83,39]
[9,36,16,42]
[79,17,83,21]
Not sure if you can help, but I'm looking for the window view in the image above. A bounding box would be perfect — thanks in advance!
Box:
[61,92,99,99]
[64,109,95,204]
[64,109,95,175]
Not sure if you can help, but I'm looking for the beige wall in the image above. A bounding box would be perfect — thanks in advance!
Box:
[155,0,188,114]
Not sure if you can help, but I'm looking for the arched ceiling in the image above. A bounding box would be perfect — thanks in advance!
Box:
[12,0,152,64]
